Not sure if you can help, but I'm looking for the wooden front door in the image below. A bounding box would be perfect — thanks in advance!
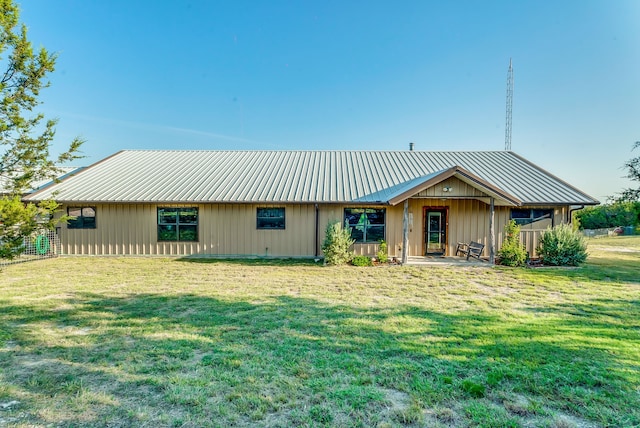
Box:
[423,207,448,256]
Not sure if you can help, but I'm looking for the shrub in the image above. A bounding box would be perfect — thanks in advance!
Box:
[376,240,388,263]
[321,220,355,266]
[351,255,373,266]
[538,224,588,266]
[497,220,527,267]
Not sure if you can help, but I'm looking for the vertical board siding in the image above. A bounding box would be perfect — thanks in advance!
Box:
[58,203,316,257]
[415,177,487,199]
[57,202,570,258]
[384,200,568,258]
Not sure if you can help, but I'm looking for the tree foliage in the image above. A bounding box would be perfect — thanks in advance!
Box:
[574,202,640,230]
[617,141,640,202]
[0,0,83,259]
[0,196,60,259]
[322,221,355,266]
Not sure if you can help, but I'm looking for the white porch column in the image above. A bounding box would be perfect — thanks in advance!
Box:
[402,199,409,264]
[489,197,495,264]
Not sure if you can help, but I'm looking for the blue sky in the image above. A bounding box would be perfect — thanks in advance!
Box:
[20,0,640,202]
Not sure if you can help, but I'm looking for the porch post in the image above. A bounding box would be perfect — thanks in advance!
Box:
[489,197,495,264]
[402,199,409,264]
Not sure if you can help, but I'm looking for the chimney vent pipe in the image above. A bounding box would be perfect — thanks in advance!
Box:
[409,142,414,151]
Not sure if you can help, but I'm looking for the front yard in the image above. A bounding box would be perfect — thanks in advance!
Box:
[0,236,638,427]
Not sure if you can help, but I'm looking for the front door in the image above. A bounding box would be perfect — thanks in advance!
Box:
[424,208,447,256]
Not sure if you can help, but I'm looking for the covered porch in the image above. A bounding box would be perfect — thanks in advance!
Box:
[382,166,522,265]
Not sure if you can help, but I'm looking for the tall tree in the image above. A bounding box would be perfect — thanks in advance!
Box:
[0,0,83,259]
[617,141,640,202]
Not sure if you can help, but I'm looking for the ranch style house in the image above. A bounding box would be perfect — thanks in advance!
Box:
[24,150,599,262]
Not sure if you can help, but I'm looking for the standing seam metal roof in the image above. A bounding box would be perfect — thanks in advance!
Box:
[25,150,599,205]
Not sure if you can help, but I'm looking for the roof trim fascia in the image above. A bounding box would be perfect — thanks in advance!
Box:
[387,166,522,206]
[24,151,125,201]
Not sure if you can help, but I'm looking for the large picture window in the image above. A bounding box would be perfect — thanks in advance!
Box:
[67,207,96,229]
[158,207,198,241]
[257,207,285,229]
[511,208,553,228]
[344,208,385,243]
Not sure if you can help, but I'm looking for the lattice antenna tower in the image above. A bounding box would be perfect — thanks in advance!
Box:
[504,58,513,151]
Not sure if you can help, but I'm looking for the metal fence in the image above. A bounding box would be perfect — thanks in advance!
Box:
[0,229,60,267]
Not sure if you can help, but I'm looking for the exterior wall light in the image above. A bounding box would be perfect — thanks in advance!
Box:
[442,186,453,192]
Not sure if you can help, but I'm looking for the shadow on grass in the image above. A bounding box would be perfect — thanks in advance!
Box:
[1,293,638,427]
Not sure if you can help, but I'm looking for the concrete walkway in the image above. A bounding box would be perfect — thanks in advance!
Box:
[406,256,491,267]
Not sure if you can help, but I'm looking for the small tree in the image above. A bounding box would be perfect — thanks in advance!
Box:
[0,0,83,259]
[0,196,60,259]
[538,224,588,266]
[322,220,355,266]
[497,220,527,267]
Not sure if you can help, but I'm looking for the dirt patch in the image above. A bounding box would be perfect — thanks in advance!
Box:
[380,388,410,412]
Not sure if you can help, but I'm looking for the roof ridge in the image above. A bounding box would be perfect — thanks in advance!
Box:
[120,149,513,154]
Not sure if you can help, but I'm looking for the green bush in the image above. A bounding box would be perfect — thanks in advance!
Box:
[376,240,388,263]
[351,255,373,266]
[538,224,588,266]
[497,220,527,267]
[321,220,355,266]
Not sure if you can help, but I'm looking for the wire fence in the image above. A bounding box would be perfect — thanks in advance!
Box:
[582,227,637,238]
[0,229,60,268]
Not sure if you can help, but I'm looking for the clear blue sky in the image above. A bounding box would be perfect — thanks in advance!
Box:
[20,0,640,202]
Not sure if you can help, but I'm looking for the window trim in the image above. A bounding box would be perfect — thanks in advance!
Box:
[256,207,286,230]
[510,208,554,227]
[344,207,386,243]
[157,207,199,242]
[67,206,97,229]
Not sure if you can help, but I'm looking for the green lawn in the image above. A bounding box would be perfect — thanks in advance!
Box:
[0,237,638,427]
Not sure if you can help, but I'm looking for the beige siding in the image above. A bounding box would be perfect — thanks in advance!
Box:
[58,201,571,258]
[415,177,488,198]
[320,201,570,259]
[58,203,316,256]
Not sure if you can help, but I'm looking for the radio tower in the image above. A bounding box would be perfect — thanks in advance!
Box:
[504,58,513,151]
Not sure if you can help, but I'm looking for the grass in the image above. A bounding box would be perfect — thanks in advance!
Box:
[0,236,638,427]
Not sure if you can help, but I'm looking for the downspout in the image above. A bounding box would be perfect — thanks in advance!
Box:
[569,205,585,225]
[315,203,319,258]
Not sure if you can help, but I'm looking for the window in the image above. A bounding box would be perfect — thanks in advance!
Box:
[67,207,96,229]
[158,207,198,241]
[344,208,385,243]
[257,207,285,229]
[511,208,554,228]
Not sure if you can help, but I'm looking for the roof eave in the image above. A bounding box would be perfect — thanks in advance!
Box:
[387,166,522,207]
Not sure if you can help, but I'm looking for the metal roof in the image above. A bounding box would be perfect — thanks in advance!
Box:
[1,167,80,195]
[24,150,599,206]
